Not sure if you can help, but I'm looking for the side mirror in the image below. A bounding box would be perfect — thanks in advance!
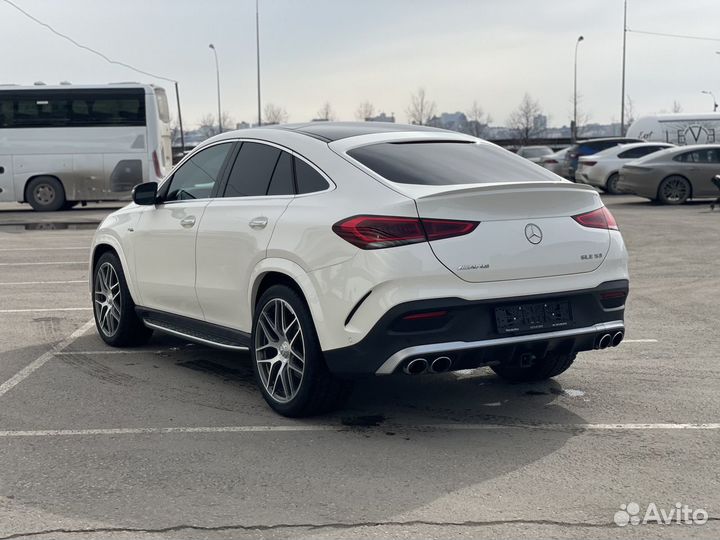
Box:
[132,182,158,205]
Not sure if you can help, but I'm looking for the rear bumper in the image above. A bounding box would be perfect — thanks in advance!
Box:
[323,279,628,376]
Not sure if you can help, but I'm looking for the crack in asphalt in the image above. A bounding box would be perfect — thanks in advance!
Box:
[3,517,717,539]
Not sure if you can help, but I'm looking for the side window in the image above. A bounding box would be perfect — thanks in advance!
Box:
[294,158,329,194]
[164,143,233,201]
[708,149,720,163]
[267,151,295,195]
[619,146,655,159]
[224,142,281,197]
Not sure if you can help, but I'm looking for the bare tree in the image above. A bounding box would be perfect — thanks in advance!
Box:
[624,95,636,128]
[406,88,436,125]
[263,103,288,125]
[219,111,235,133]
[576,110,592,137]
[316,102,336,121]
[466,100,491,137]
[507,93,543,144]
[672,100,683,113]
[198,113,218,139]
[355,101,376,121]
[169,116,182,144]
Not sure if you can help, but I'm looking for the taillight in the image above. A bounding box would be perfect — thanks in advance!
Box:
[573,207,618,230]
[544,159,558,164]
[582,161,597,167]
[152,150,163,179]
[332,215,479,250]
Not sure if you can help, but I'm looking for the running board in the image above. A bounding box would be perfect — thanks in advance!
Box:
[136,307,250,352]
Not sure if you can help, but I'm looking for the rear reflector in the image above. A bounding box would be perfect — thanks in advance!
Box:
[544,159,558,164]
[402,310,448,320]
[333,215,478,249]
[600,290,627,300]
[573,207,618,230]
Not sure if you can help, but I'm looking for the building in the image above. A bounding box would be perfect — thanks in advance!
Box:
[428,112,468,132]
[365,112,395,123]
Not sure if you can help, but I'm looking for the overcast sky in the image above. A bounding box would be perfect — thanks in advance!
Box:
[3,0,720,128]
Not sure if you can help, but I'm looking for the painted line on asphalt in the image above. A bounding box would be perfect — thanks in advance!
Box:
[0,247,88,252]
[0,319,95,399]
[623,339,658,343]
[0,280,87,286]
[0,307,91,313]
[0,261,86,266]
[0,423,718,438]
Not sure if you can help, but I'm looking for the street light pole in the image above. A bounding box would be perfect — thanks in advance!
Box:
[620,0,628,135]
[256,0,262,126]
[701,90,718,112]
[209,44,222,133]
[573,35,584,142]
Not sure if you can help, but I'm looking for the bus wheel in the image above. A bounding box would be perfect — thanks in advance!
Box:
[26,176,66,212]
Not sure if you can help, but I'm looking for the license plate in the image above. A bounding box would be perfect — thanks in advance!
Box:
[494,300,573,334]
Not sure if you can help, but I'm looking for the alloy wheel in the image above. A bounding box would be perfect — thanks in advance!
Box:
[661,177,689,202]
[254,298,305,403]
[94,262,122,337]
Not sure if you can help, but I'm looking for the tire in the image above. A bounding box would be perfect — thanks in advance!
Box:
[251,285,351,417]
[657,175,691,205]
[92,251,153,347]
[26,176,66,212]
[605,173,621,195]
[491,352,576,383]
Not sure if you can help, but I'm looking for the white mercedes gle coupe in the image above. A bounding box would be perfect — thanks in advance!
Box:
[90,122,629,417]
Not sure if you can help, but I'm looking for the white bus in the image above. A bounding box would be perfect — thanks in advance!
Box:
[626,113,720,146]
[0,83,172,211]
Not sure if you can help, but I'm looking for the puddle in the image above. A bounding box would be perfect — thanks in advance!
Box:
[0,222,99,231]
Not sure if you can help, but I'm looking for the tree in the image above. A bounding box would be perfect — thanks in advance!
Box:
[576,110,592,138]
[672,100,683,113]
[466,100,491,137]
[355,101,376,121]
[263,103,288,125]
[507,93,543,144]
[624,95,635,129]
[316,102,335,121]
[406,87,436,125]
[198,113,218,139]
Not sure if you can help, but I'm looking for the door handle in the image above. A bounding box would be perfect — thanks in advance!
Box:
[249,216,268,230]
[180,216,196,228]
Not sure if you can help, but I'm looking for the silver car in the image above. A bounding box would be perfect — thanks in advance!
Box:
[618,144,720,204]
[517,145,554,164]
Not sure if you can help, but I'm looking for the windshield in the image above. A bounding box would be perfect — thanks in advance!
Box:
[348,141,559,185]
[154,87,170,123]
[521,147,553,158]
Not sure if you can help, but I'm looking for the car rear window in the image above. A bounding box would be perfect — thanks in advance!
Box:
[347,141,557,186]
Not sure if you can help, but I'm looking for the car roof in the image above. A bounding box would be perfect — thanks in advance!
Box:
[267,121,447,142]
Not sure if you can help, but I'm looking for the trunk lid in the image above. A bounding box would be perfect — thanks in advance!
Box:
[414,182,610,282]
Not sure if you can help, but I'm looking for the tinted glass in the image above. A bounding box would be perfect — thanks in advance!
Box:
[674,149,720,163]
[224,142,281,197]
[153,87,170,123]
[0,89,145,128]
[348,141,557,185]
[165,143,232,201]
[295,158,329,193]
[267,151,295,195]
[619,147,652,159]
[520,147,553,158]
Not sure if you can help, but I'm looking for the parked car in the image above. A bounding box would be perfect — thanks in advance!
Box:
[90,122,629,417]
[564,137,643,180]
[576,142,674,193]
[517,145,554,164]
[618,144,720,204]
[541,148,570,177]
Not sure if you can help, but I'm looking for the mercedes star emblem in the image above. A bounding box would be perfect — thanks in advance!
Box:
[525,223,543,244]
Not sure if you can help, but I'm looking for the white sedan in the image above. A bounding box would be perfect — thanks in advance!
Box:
[541,148,570,177]
[90,122,629,417]
[576,142,674,193]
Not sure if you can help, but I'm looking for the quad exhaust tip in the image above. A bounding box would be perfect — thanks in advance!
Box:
[597,331,624,350]
[429,356,452,373]
[597,333,612,349]
[404,358,428,375]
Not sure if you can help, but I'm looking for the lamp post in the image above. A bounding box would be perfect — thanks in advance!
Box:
[701,90,718,112]
[208,44,222,133]
[573,35,585,142]
[256,0,262,126]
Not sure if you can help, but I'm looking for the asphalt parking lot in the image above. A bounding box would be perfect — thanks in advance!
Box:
[0,197,718,540]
